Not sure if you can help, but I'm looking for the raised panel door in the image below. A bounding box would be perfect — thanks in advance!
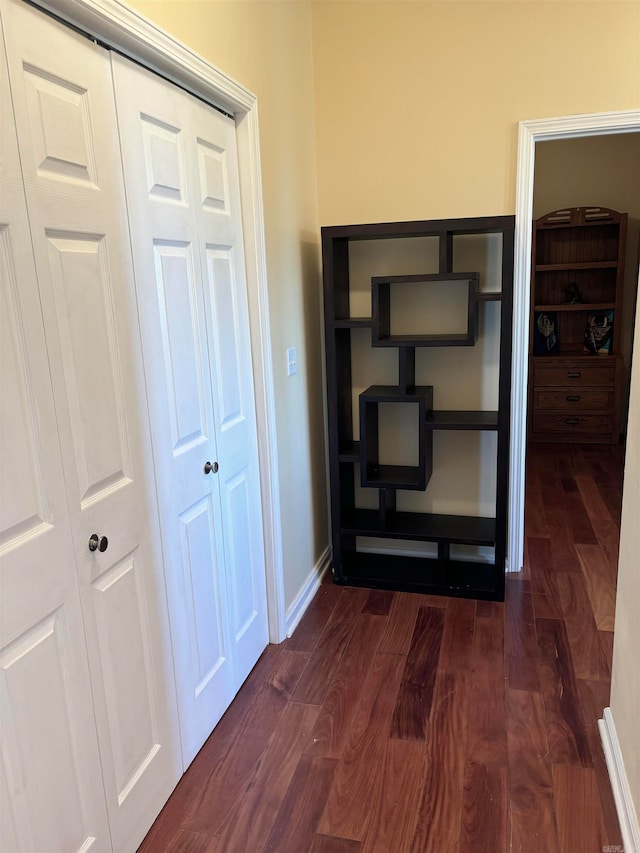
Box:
[194,109,268,686]
[111,53,268,767]
[111,54,236,767]
[0,23,110,851]
[2,2,181,848]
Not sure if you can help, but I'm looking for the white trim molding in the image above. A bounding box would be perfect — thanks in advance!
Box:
[32,0,287,641]
[509,110,640,575]
[599,708,640,853]
[285,548,332,639]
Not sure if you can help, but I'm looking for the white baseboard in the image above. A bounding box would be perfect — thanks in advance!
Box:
[599,707,640,853]
[285,546,332,638]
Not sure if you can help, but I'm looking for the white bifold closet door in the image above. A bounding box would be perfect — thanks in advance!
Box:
[0,27,111,853]
[111,54,269,768]
[1,1,181,850]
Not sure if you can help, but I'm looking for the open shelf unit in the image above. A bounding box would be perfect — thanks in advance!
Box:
[322,216,515,601]
[528,206,627,443]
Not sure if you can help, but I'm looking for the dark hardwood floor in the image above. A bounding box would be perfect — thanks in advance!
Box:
[139,442,625,852]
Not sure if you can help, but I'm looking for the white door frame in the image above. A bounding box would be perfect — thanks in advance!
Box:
[509,109,640,574]
[34,0,286,641]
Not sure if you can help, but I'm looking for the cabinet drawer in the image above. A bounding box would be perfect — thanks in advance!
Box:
[533,388,613,411]
[533,413,612,434]
[534,363,615,387]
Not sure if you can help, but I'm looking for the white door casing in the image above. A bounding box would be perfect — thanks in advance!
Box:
[112,53,269,767]
[0,20,111,853]
[509,109,640,575]
[2,1,181,849]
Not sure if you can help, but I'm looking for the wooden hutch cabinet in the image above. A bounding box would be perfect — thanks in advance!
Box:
[528,206,627,444]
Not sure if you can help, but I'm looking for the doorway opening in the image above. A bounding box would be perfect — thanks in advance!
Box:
[508,110,640,575]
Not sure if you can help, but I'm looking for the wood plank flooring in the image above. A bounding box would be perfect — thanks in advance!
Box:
[139,443,625,852]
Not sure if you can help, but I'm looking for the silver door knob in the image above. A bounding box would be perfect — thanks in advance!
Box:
[88,533,109,553]
[204,461,219,475]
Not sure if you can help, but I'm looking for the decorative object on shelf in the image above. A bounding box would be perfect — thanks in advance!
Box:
[564,282,586,304]
[533,310,560,355]
[584,310,614,355]
[528,206,627,444]
[322,215,515,602]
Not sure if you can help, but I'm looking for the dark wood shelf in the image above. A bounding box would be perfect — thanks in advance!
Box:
[360,384,431,399]
[425,410,499,430]
[334,317,372,328]
[361,464,424,490]
[534,303,615,313]
[337,552,499,599]
[534,350,603,360]
[535,261,617,272]
[374,333,476,347]
[477,292,502,302]
[341,509,496,545]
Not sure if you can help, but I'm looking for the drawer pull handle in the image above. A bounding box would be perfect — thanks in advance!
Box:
[567,371,581,379]
[565,418,580,425]
[565,395,581,402]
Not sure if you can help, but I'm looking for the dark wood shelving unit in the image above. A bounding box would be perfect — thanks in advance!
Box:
[322,215,515,601]
[528,206,627,444]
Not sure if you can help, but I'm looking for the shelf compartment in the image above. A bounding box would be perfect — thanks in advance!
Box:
[337,551,500,599]
[532,269,617,308]
[341,508,496,545]
[338,440,360,461]
[359,385,433,490]
[425,410,498,430]
[372,272,479,347]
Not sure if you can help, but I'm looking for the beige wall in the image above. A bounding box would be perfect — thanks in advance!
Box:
[127,0,328,609]
[610,282,640,822]
[311,1,640,225]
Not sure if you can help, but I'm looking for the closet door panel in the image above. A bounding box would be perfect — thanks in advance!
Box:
[111,54,235,767]
[0,611,101,853]
[112,53,268,766]
[90,550,159,800]
[153,241,210,458]
[195,103,269,684]
[2,2,181,849]
[0,23,110,852]
[45,233,132,501]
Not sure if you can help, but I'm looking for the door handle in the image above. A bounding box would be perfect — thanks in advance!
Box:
[88,533,109,553]
[204,461,219,475]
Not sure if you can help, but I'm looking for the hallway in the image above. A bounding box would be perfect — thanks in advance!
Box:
[139,442,625,852]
